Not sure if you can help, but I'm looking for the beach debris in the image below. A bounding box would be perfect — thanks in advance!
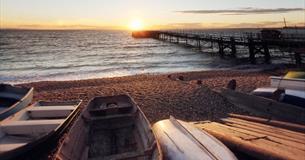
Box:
[226,79,237,90]
[197,80,203,85]
[178,76,184,81]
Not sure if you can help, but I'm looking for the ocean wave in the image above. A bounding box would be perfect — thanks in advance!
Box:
[123,44,170,49]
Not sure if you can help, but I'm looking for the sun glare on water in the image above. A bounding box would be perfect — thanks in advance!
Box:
[129,19,144,31]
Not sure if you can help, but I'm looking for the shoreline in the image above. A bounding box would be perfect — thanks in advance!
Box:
[13,63,288,85]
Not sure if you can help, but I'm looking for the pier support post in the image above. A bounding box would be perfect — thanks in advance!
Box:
[263,44,271,64]
[218,39,224,57]
[295,52,302,65]
[197,40,201,49]
[248,39,256,64]
[230,37,236,57]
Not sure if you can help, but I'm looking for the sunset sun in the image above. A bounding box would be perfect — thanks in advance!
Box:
[129,19,144,31]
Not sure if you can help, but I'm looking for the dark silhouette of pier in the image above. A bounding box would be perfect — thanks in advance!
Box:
[132,30,305,65]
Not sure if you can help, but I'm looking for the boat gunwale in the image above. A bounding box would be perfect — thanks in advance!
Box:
[270,76,305,82]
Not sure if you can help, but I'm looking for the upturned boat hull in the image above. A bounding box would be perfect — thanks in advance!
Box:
[152,117,237,160]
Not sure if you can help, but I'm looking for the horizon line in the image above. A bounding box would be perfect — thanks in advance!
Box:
[1,26,305,31]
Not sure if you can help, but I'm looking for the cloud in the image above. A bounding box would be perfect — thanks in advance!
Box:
[177,7,305,15]
[150,20,303,30]
[224,21,285,28]
[151,23,206,30]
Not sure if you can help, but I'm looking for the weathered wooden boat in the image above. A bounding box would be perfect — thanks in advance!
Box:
[152,116,237,160]
[193,114,305,160]
[270,71,305,91]
[0,84,34,121]
[221,88,305,124]
[0,100,82,160]
[55,95,162,160]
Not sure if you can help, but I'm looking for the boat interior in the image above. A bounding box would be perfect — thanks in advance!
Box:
[0,84,30,112]
[57,95,159,160]
[0,101,79,154]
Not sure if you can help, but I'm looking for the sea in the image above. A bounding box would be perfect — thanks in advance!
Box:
[0,29,302,84]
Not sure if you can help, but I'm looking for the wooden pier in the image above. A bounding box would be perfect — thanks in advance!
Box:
[132,30,305,65]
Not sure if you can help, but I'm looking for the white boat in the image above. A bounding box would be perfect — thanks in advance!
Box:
[0,100,82,160]
[270,71,305,91]
[152,116,237,160]
[0,84,34,120]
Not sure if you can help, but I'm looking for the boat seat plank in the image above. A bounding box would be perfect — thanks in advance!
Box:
[28,106,75,111]
[27,106,75,118]
[1,119,64,136]
[89,113,134,121]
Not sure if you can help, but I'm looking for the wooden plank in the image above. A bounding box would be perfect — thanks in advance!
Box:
[222,118,305,141]
[228,114,305,133]
[195,122,257,139]
[225,117,305,138]
[221,118,305,140]
[195,122,305,160]
[219,122,305,151]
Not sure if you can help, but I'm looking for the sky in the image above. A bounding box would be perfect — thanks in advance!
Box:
[0,0,304,29]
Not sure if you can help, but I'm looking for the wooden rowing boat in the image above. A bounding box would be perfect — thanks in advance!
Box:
[0,84,34,120]
[0,100,82,160]
[221,88,305,124]
[152,116,237,160]
[193,114,305,160]
[55,95,162,160]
